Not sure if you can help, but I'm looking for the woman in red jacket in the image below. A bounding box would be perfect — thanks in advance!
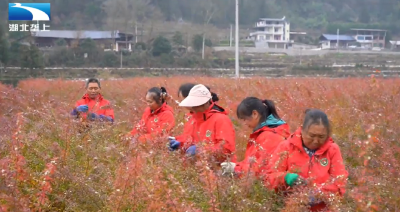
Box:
[265,109,348,212]
[221,97,290,177]
[130,87,175,143]
[168,83,219,152]
[177,84,236,165]
[71,78,114,122]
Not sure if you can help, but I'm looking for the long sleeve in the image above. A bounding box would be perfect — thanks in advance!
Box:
[234,143,255,176]
[103,108,115,121]
[71,100,82,118]
[256,133,287,178]
[175,115,195,148]
[264,141,290,190]
[206,115,236,163]
[138,111,175,143]
[316,145,348,195]
[130,112,147,136]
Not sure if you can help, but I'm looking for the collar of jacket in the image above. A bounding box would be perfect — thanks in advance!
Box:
[253,114,286,133]
[250,123,290,139]
[151,102,169,114]
[82,93,104,101]
[192,102,226,121]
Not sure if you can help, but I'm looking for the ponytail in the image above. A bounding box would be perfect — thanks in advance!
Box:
[261,99,280,119]
[160,87,168,103]
[148,87,169,104]
[237,97,281,124]
[211,92,219,102]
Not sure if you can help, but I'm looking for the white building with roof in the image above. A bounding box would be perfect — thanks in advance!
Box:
[350,29,387,48]
[319,34,356,49]
[249,16,294,49]
[389,40,400,50]
[30,30,135,51]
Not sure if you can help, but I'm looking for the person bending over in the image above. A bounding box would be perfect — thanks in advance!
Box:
[265,109,348,212]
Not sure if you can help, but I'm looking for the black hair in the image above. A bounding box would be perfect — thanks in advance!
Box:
[86,78,101,88]
[178,83,195,98]
[302,109,331,136]
[236,97,280,124]
[178,83,219,102]
[147,87,168,104]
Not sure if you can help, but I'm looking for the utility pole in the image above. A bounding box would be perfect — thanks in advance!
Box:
[135,22,138,43]
[337,28,339,52]
[141,23,144,42]
[230,24,233,47]
[202,34,205,59]
[202,7,214,60]
[235,0,240,78]
[120,50,122,68]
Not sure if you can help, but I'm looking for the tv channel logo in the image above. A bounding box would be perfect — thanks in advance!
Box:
[8,3,51,21]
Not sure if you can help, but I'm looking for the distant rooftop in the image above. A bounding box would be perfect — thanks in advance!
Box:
[259,16,287,22]
[320,34,356,41]
[31,30,128,39]
[390,41,400,45]
[290,31,307,35]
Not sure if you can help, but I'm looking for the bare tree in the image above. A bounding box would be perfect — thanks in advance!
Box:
[103,0,123,51]
[103,0,162,51]
[199,0,215,59]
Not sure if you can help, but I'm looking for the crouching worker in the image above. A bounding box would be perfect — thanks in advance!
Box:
[71,78,114,123]
[177,84,236,166]
[265,109,348,212]
[221,97,289,177]
[168,83,220,154]
[130,87,175,143]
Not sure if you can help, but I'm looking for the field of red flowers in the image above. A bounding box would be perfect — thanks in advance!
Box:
[0,76,399,211]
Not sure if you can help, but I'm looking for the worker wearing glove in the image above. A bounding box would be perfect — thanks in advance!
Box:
[178,84,236,164]
[264,109,348,212]
[284,173,307,186]
[77,105,89,112]
[221,162,236,175]
[186,145,196,156]
[168,83,221,154]
[234,97,289,178]
[71,78,114,122]
[169,138,181,151]
[130,87,175,143]
[87,113,113,122]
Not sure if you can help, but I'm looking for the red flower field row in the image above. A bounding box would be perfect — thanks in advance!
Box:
[0,77,399,211]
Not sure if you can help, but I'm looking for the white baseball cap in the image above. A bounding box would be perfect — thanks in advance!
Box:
[179,84,212,107]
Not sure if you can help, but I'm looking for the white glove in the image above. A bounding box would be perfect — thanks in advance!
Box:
[221,162,236,175]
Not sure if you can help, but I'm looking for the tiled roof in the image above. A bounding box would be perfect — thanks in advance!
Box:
[259,16,286,22]
[320,34,356,41]
[31,30,120,39]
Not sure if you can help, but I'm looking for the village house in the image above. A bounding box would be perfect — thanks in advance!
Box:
[389,40,400,51]
[30,30,135,51]
[249,16,294,49]
[351,29,387,48]
[319,34,356,49]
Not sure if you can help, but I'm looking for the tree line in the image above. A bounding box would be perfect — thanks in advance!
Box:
[0,26,219,69]
[1,0,399,33]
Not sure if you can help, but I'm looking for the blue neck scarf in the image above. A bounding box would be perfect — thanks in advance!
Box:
[253,114,286,132]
